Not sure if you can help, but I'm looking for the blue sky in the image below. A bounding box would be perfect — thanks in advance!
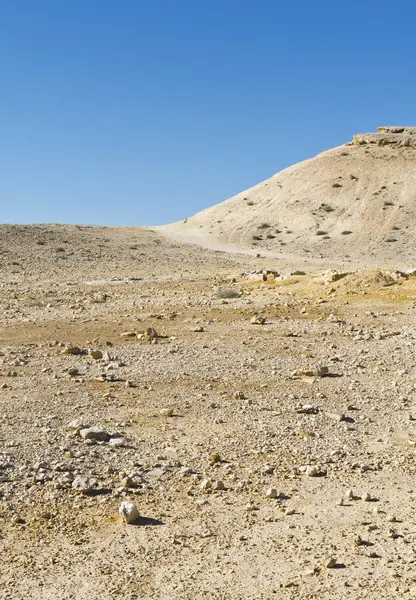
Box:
[1,0,415,226]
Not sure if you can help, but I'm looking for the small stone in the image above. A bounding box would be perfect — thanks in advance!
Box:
[355,535,366,546]
[325,412,345,422]
[265,488,279,499]
[250,315,266,325]
[145,327,158,339]
[300,465,323,477]
[316,365,329,377]
[324,271,350,283]
[79,427,110,442]
[200,478,212,490]
[11,514,25,525]
[62,346,82,356]
[325,557,337,569]
[88,349,103,360]
[109,437,126,448]
[180,467,193,477]
[195,499,208,507]
[361,492,371,502]
[68,419,87,431]
[386,514,397,522]
[284,507,296,515]
[208,453,221,464]
[295,429,315,439]
[121,476,135,488]
[146,468,165,479]
[292,369,315,377]
[296,404,318,415]
[159,408,174,418]
[212,480,225,491]
[119,501,140,524]
[71,476,96,494]
[345,489,354,500]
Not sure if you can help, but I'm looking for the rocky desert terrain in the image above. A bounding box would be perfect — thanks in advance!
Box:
[1,129,416,599]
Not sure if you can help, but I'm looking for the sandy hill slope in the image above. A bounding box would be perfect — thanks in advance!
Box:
[160,127,416,268]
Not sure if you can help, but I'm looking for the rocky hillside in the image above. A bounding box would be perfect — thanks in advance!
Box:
[160,128,416,268]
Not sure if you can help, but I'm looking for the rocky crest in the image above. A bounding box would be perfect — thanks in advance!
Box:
[351,126,416,147]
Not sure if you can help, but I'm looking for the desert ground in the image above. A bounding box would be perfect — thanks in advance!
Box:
[1,129,416,600]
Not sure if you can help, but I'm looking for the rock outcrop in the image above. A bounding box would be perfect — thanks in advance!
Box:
[352,126,416,147]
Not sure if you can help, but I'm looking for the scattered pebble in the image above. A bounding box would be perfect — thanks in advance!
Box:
[71,476,96,494]
[79,427,110,442]
[159,408,174,417]
[325,557,337,569]
[212,480,225,491]
[250,316,266,325]
[119,502,140,524]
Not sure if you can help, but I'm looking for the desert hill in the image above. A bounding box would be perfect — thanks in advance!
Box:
[160,127,416,268]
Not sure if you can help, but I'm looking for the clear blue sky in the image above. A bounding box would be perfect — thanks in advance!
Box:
[1,1,415,226]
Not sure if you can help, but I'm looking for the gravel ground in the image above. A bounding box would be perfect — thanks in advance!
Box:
[1,225,416,599]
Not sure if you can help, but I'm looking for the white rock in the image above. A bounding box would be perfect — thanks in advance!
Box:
[195,499,208,507]
[301,465,320,477]
[71,476,96,493]
[109,437,126,447]
[265,488,279,498]
[325,411,345,422]
[68,419,87,430]
[159,408,174,417]
[119,501,140,524]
